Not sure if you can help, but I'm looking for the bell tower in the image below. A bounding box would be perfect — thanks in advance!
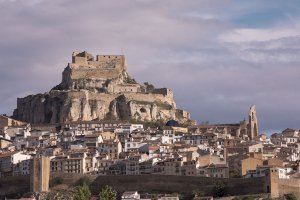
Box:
[248,105,259,140]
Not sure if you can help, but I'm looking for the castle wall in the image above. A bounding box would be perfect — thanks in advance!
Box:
[109,84,141,94]
[124,93,175,107]
[152,88,173,99]
[176,109,190,119]
[97,55,124,62]
[70,68,124,80]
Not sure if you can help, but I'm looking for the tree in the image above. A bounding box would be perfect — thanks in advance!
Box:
[284,193,297,200]
[192,189,206,197]
[53,177,64,185]
[73,183,91,200]
[212,181,228,197]
[76,176,91,186]
[229,170,242,178]
[99,185,117,200]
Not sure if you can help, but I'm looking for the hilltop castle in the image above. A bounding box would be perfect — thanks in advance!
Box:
[13,51,193,125]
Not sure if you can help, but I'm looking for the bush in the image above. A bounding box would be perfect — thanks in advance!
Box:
[54,177,64,185]
[212,181,229,197]
[180,193,195,200]
[192,189,206,197]
[124,75,137,84]
[73,183,91,200]
[75,176,91,187]
[99,185,117,200]
[229,170,242,178]
[284,193,297,200]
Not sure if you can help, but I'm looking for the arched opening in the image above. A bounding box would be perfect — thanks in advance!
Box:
[140,108,146,113]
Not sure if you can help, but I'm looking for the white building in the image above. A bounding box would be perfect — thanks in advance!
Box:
[161,133,183,144]
[122,191,140,200]
[0,151,31,177]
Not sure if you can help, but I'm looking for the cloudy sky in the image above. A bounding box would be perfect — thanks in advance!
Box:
[1,0,300,133]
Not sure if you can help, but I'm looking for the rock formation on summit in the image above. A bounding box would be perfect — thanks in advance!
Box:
[13,51,193,125]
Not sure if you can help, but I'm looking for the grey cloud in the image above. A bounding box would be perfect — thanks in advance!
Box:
[0,0,299,133]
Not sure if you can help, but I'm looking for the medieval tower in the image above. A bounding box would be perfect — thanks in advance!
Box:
[248,105,259,139]
[30,156,50,193]
[264,167,279,198]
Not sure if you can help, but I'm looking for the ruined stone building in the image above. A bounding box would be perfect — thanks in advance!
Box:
[13,51,192,125]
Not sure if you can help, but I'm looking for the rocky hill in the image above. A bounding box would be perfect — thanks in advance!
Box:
[13,51,193,125]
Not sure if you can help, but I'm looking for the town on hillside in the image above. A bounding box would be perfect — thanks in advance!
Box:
[0,52,299,200]
[0,106,299,200]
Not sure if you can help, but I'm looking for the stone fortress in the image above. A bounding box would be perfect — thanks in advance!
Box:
[13,51,192,124]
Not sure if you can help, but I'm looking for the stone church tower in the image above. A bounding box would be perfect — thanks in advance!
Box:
[248,105,259,139]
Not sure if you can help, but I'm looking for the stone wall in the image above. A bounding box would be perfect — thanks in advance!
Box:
[50,173,265,196]
[278,178,300,199]
[176,109,190,119]
[0,175,30,199]
[123,93,175,108]
[109,84,141,94]
[0,115,25,128]
[152,88,173,99]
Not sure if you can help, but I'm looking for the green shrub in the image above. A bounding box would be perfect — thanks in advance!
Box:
[75,176,91,187]
[284,193,297,200]
[73,183,91,200]
[124,75,137,84]
[99,185,117,200]
[54,177,64,185]
[212,181,229,197]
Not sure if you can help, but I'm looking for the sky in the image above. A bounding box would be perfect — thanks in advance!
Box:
[0,0,300,134]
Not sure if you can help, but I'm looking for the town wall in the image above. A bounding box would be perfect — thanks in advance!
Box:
[278,179,300,199]
[50,173,265,196]
[0,175,30,199]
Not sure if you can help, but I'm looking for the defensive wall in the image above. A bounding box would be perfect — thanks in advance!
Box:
[278,178,300,199]
[3,173,298,198]
[67,67,124,80]
[123,93,175,108]
[67,51,126,81]
[50,173,265,197]
[0,175,30,199]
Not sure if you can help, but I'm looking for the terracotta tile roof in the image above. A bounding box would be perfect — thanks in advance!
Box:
[0,151,18,158]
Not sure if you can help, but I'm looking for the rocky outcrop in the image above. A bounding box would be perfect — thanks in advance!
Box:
[13,51,193,125]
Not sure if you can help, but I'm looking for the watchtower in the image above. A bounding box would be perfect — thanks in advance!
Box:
[264,167,279,198]
[30,156,50,193]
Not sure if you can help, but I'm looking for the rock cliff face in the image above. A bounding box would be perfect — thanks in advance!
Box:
[13,51,193,124]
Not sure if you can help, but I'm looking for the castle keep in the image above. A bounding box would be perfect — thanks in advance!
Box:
[13,51,192,124]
